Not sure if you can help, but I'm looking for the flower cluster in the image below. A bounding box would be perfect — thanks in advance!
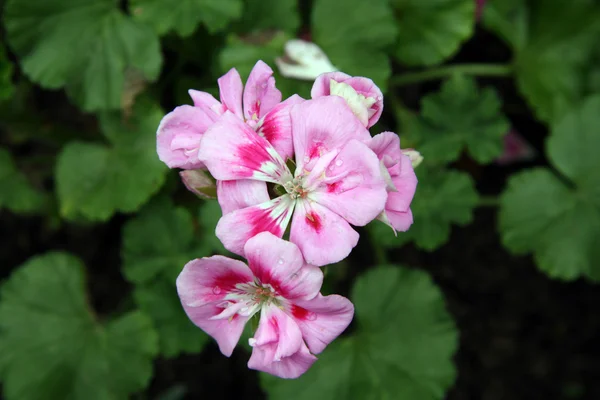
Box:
[156,61,418,378]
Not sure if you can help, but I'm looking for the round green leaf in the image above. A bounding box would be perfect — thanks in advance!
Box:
[238,0,300,34]
[122,197,225,284]
[500,169,600,280]
[408,74,509,164]
[0,148,45,213]
[0,252,158,400]
[484,0,600,122]
[134,279,209,358]
[0,45,15,101]
[131,0,243,36]
[392,0,475,66]
[261,266,458,399]
[312,0,397,89]
[547,95,600,200]
[500,95,600,280]
[4,0,162,111]
[56,100,167,221]
[122,197,196,283]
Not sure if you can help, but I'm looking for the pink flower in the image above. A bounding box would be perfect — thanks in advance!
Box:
[157,60,301,169]
[311,72,383,128]
[368,132,418,232]
[176,232,354,379]
[198,96,388,266]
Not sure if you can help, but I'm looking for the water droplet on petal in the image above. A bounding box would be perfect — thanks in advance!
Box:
[306,312,318,321]
[335,159,343,167]
[304,155,310,163]
[212,286,222,295]
[278,258,284,265]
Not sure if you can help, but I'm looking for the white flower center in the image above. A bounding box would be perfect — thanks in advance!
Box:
[213,280,282,320]
[282,176,309,200]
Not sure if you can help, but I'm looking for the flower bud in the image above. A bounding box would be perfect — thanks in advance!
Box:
[180,169,216,199]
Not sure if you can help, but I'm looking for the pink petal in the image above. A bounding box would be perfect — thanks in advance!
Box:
[216,196,295,256]
[244,232,323,300]
[248,340,316,379]
[217,68,244,119]
[176,256,254,356]
[385,208,414,232]
[217,180,269,215]
[310,71,351,97]
[386,155,417,213]
[188,89,224,115]
[289,294,354,354]
[257,94,305,161]
[243,60,282,121]
[251,305,303,361]
[177,256,253,309]
[198,111,290,183]
[180,302,249,357]
[343,77,383,128]
[156,105,218,169]
[311,72,383,128]
[369,132,402,169]
[309,139,387,226]
[289,200,359,267]
[291,97,371,173]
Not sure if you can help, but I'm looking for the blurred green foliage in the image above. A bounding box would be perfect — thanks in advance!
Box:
[1,0,600,398]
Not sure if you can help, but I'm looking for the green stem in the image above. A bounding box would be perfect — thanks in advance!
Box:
[390,63,513,87]
[373,242,387,265]
[368,228,389,265]
[478,195,500,207]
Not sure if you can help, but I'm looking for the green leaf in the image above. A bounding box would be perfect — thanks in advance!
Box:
[0,45,15,102]
[122,197,224,284]
[219,33,312,99]
[131,0,243,36]
[262,266,458,399]
[392,0,475,66]
[500,95,600,280]
[198,199,228,255]
[374,168,479,251]
[312,0,397,89]
[484,0,600,122]
[238,0,300,33]
[134,279,209,357]
[408,74,509,164]
[0,148,45,213]
[56,99,166,221]
[0,252,158,400]
[4,0,162,111]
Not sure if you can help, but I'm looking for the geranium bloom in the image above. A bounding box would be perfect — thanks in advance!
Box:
[157,60,301,169]
[368,132,418,232]
[311,72,383,128]
[275,39,338,81]
[176,232,354,379]
[199,96,388,266]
